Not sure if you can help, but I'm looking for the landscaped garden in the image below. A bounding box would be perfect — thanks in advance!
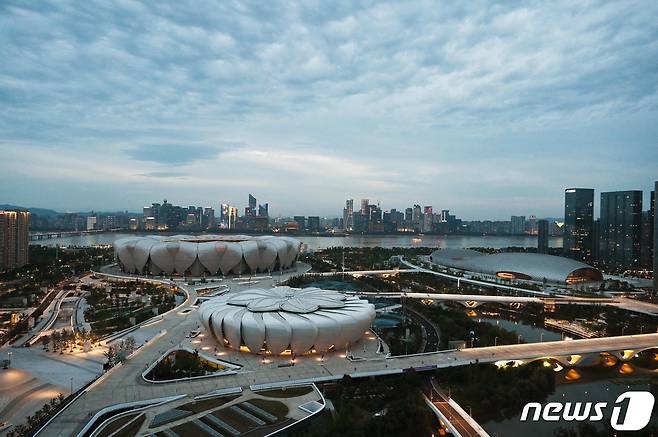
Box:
[144,349,225,381]
[84,280,180,336]
[294,373,436,437]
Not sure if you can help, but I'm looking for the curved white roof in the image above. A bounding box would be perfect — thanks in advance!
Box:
[198,286,376,354]
[114,235,301,276]
[429,249,602,284]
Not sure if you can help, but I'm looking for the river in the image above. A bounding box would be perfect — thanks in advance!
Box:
[30,232,563,251]
[474,315,658,436]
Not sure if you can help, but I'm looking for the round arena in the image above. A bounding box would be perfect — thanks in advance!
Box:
[114,235,301,276]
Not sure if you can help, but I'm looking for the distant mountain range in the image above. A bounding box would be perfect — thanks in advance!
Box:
[0,204,61,217]
[0,205,140,216]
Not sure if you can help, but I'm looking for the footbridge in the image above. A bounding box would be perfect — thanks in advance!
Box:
[346,290,617,309]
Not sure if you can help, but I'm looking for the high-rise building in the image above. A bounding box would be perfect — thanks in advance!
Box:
[258,203,269,217]
[654,181,658,293]
[422,206,433,232]
[360,199,369,214]
[564,188,595,262]
[220,203,229,227]
[343,199,354,230]
[307,216,320,233]
[246,194,257,217]
[537,219,549,254]
[511,216,526,235]
[86,216,97,231]
[0,210,30,272]
[599,190,642,269]
[404,208,413,224]
[294,216,306,231]
[640,189,654,268]
[593,219,600,261]
[228,206,238,229]
[145,217,156,231]
[412,204,422,231]
[527,215,538,235]
[203,207,216,229]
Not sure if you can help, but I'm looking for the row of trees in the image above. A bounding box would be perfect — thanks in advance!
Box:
[6,393,65,437]
[103,336,137,368]
[39,328,100,353]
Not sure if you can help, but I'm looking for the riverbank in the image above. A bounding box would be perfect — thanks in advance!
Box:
[29,231,564,250]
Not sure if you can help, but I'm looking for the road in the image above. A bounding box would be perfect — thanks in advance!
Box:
[400,259,658,315]
[404,306,440,352]
[428,378,488,437]
[428,397,482,437]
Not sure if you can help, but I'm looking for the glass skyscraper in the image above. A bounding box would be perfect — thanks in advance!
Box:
[599,190,642,269]
[654,181,658,292]
[564,188,594,262]
[537,219,549,254]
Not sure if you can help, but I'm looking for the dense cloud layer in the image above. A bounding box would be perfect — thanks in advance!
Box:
[1,1,657,217]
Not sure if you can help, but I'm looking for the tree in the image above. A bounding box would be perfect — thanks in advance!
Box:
[123,337,137,355]
[51,330,61,352]
[104,346,117,367]
[40,334,50,350]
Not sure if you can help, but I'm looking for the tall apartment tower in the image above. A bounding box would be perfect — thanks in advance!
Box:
[0,210,30,272]
[564,188,594,262]
[360,199,369,214]
[641,190,655,268]
[537,219,549,254]
[511,216,526,235]
[599,190,642,269]
[343,199,354,230]
[654,181,658,293]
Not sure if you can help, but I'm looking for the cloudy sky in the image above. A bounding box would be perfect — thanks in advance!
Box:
[1,0,657,219]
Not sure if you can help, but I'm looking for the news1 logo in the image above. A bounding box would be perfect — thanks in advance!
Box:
[520,391,655,431]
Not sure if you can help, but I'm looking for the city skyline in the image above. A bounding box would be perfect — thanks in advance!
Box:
[1,1,657,217]
[2,185,654,222]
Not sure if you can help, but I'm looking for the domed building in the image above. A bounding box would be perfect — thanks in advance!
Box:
[198,286,376,354]
[428,249,603,285]
[114,235,301,276]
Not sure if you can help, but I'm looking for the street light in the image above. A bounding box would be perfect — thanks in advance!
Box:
[494,336,498,346]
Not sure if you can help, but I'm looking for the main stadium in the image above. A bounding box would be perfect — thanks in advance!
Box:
[428,249,603,286]
[114,235,301,276]
[198,286,376,354]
